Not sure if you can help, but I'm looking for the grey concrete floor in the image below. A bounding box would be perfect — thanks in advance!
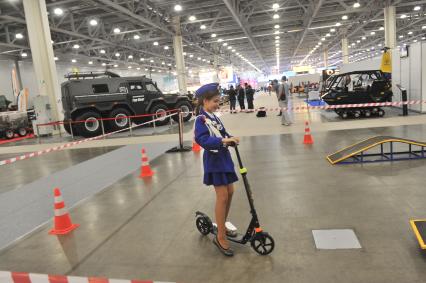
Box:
[1,125,426,282]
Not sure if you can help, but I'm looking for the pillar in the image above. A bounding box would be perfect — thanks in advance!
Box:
[323,50,328,68]
[342,37,349,64]
[14,60,23,91]
[23,0,61,121]
[172,16,187,94]
[384,5,396,49]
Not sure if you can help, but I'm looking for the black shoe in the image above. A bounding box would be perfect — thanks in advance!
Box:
[213,236,234,257]
[277,113,282,116]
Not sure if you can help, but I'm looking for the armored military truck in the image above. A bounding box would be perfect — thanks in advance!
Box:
[61,71,193,137]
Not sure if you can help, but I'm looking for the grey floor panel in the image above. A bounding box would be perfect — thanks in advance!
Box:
[2,125,426,282]
[0,142,174,251]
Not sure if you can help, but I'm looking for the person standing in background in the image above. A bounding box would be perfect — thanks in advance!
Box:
[228,85,237,114]
[237,84,245,111]
[278,76,292,126]
[246,85,255,112]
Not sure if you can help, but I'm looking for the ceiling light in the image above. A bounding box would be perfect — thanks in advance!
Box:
[183,52,187,55]
[202,59,206,62]
[422,25,426,29]
[357,40,361,43]
[399,35,404,38]
[113,28,120,33]
[351,43,356,46]
[232,49,236,52]
[53,8,63,16]
[140,58,145,61]
[88,61,93,65]
[150,59,154,63]
[342,15,348,20]
[275,43,279,47]
[414,39,418,42]
[197,57,201,60]
[189,15,196,21]
[134,34,140,40]
[275,36,280,39]
[273,14,279,19]
[272,3,279,10]
[137,67,141,70]
[223,42,228,46]
[200,25,206,30]
[71,59,76,63]
[128,55,133,59]
[335,22,341,27]
[15,33,23,39]
[73,44,80,49]
[162,62,165,65]
[400,14,407,19]
[362,36,366,40]
[189,54,194,58]
[318,42,322,45]
[326,33,331,37]
[89,19,98,26]
[408,31,413,35]
[414,6,421,11]
[370,31,376,35]
[354,2,361,8]
[330,28,336,33]
[378,43,382,47]
[128,66,132,69]
[218,38,223,42]
[211,33,217,38]
[321,38,325,41]
[21,52,27,58]
[115,53,120,57]
[100,49,106,54]
[423,37,426,40]
[54,56,58,61]
[227,46,232,49]
[274,25,280,29]
[153,41,159,46]
[164,46,169,50]
[174,4,182,12]
[274,31,280,34]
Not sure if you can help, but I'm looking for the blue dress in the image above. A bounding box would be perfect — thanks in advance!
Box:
[194,108,238,186]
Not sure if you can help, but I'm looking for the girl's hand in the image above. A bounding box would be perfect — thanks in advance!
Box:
[222,137,240,146]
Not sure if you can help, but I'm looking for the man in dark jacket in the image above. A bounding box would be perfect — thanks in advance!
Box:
[237,84,245,110]
[228,85,237,113]
[246,85,255,111]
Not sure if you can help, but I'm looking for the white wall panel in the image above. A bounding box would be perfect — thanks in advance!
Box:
[409,43,422,112]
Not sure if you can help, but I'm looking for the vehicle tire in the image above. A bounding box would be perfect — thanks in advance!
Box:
[149,103,170,126]
[17,127,27,137]
[4,129,14,139]
[364,110,371,118]
[172,100,193,122]
[378,109,385,117]
[108,108,131,132]
[251,232,275,255]
[353,110,361,118]
[195,216,212,236]
[341,111,349,119]
[74,111,102,137]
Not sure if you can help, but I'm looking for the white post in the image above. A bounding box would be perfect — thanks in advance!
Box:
[384,5,397,49]
[172,16,187,94]
[23,0,61,122]
[342,37,349,64]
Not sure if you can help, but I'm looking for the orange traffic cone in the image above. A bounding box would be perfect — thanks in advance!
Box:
[303,121,314,145]
[139,148,154,178]
[192,140,201,152]
[49,188,79,235]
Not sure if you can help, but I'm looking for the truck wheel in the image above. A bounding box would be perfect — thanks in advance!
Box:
[75,111,102,137]
[172,101,193,122]
[17,127,27,137]
[150,104,170,126]
[108,108,131,132]
[5,129,15,139]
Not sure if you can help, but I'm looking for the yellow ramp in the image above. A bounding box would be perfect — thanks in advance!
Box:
[410,220,426,250]
[327,136,426,165]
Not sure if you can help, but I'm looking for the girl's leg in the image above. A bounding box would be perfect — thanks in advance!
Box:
[214,185,229,248]
[225,184,235,220]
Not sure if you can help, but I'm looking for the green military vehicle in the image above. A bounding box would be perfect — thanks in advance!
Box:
[61,71,193,137]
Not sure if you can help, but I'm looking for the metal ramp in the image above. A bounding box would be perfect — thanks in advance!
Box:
[410,220,426,249]
[327,136,426,164]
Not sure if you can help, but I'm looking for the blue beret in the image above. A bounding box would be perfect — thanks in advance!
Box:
[195,83,219,98]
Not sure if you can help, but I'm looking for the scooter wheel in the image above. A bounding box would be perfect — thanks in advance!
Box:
[251,232,275,255]
[196,216,212,235]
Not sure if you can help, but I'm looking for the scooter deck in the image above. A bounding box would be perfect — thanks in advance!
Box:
[211,225,248,244]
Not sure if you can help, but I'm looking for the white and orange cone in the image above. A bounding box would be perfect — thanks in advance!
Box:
[49,188,79,235]
[139,148,154,178]
[303,121,314,145]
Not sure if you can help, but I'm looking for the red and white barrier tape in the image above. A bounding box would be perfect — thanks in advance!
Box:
[0,112,178,167]
[217,100,424,113]
[0,271,175,283]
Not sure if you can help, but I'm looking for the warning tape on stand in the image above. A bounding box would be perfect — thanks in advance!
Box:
[216,100,424,113]
[0,112,178,167]
[0,270,175,283]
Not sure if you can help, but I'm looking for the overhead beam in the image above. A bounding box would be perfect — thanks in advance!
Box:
[292,0,324,57]
[222,0,266,67]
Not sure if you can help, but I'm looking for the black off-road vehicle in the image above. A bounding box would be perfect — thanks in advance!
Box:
[61,71,193,137]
